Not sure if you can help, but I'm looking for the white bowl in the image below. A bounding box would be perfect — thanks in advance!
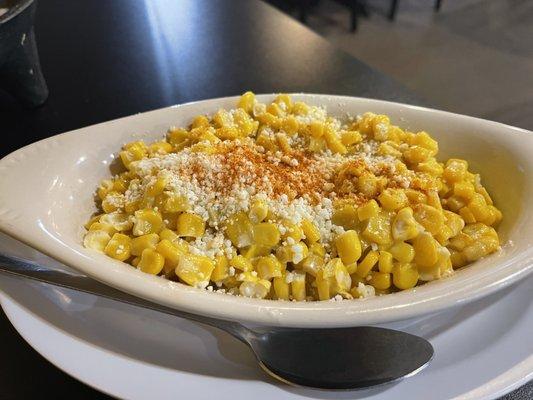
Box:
[0,94,531,328]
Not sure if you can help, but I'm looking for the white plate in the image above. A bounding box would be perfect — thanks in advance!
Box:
[0,233,531,400]
[0,94,532,327]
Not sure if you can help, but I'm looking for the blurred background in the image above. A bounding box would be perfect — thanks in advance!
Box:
[267,0,533,130]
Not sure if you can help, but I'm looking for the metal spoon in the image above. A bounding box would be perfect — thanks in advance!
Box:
[0,253,433,389]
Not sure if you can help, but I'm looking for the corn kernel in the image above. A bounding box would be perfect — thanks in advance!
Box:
[238,91,256,113]
[104,233,131,261]
[443,159,468,183]
[89,222,117,236]
[392,263,419,289]
[332,203,359,230]
[133,209,163,236]
[341,130,362,146]
[335,230,362,265]
[389,242,415,263]
[285,273,304,301]
[459,207,476,224]
[356,250,379,278]
[299,254,324,277]
[225,212,254,248]
[276,242,308,264]
[131,233,159,256]
[176,254,215,287]
[301,219,320,243]
[403,146,432,164]
[324,126,347,154]
[378,251,393,273]
[164,194,190,213]
[273,275,290,300]
[211,255,230,281]
[413,204,444,235]
[138,248,165,275]
[357,200,380,221]
[249,200,268,223]
[176,213,205,238]
[240,278,271,299]
[257,256,283,280]
[363,213,392,245]
[156,239,186,268]
[392,207,419,241]
[230,255,254,272]
[378,188,409,211]
[84,230,111,253]
[253,223,280,247]
[309,242,326,257]
[368,271,391,290]
[412,232,439,268]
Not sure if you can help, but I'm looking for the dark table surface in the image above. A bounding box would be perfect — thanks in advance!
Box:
[0,0,530,399]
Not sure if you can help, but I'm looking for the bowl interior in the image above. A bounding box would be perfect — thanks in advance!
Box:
[0,94,532,327]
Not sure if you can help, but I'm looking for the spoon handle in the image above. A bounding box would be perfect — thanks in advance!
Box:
[0,253,248,341]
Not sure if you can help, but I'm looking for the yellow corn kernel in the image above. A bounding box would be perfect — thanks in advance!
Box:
[291,271,306,301]
[276,242,309,264]
[443,210,465,238]
[371,115,390,140]
[146,177,167,197]
[463,235,499,262]
[315,269,332,301]
[389,242,415,263]
[443,159,468,183]
[434,225,453,245]
[416,159,443,176]
[356,250,379,278]
[330,258,352,293]
[238,91,256,113]
[378,142,403,157]
[274,93,292,110]
[467,193,490,222]
[448,231,473,251]
[487,205,502,226]
[190,115,210,129]
[149,141,173,155]
[89,222,117,236]
[309,242,326,257]
[281,222,304,243]
[412,232,439,268]
[357,200,380,221]
[292,101,309,115]
[225,212,254,248]
[413,204,444,235]
[308,121,325,138]
[450,249,467,268]
[392,263,419,289]
[156,239,186,268]
[378,188,409,211]
[378,251,394,273]
[133,209,163,236]
[102,192,123,213]
[332,203,359,230]
[230,255,254,272]
[412,131,438,155]
[301,219,320,244]
[159,228,182,245]
[341,130,362,146]
[308,136,327,152]
[104,233,131,261]
[83,230,111,253]
[299,254,324,277]
[391,207,419,241]
[241,244,271,259]
[249,200,268,223]
[267,102,285,117]
[405,189,427,205]
[368,271,391,290]
[335,230,362,265]
[357,172,383,198]
[119,141,147,169]
[176,254,215,287]
[257,256,283,280]
[256,112,281,129]
[453,181,475,200]
[273,275,290,300]
[138,248,165,275]
[240,278,271,299]
[282,116,299,135]
[253,223,280,247]
[324,127,347,154]
[363,213,392,245]
[234,109,259,136]
[97,179,114,201]
[131,233,159,256]
[276,132,292,154]
[403,146,432,164]
[459,207,476,224]
[167,127,189,147]
[211,255,230,282]
[255,131,278,152]
[176,213,205,238]
[84,214,102,230]
[164,194,190,213]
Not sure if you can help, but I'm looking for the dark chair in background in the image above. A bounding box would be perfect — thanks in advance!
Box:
[388,0,443,21]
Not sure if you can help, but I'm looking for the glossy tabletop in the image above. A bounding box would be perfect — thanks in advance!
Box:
[0,0,528,399]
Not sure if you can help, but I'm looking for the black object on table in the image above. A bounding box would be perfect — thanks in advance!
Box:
[0,0,529,399]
